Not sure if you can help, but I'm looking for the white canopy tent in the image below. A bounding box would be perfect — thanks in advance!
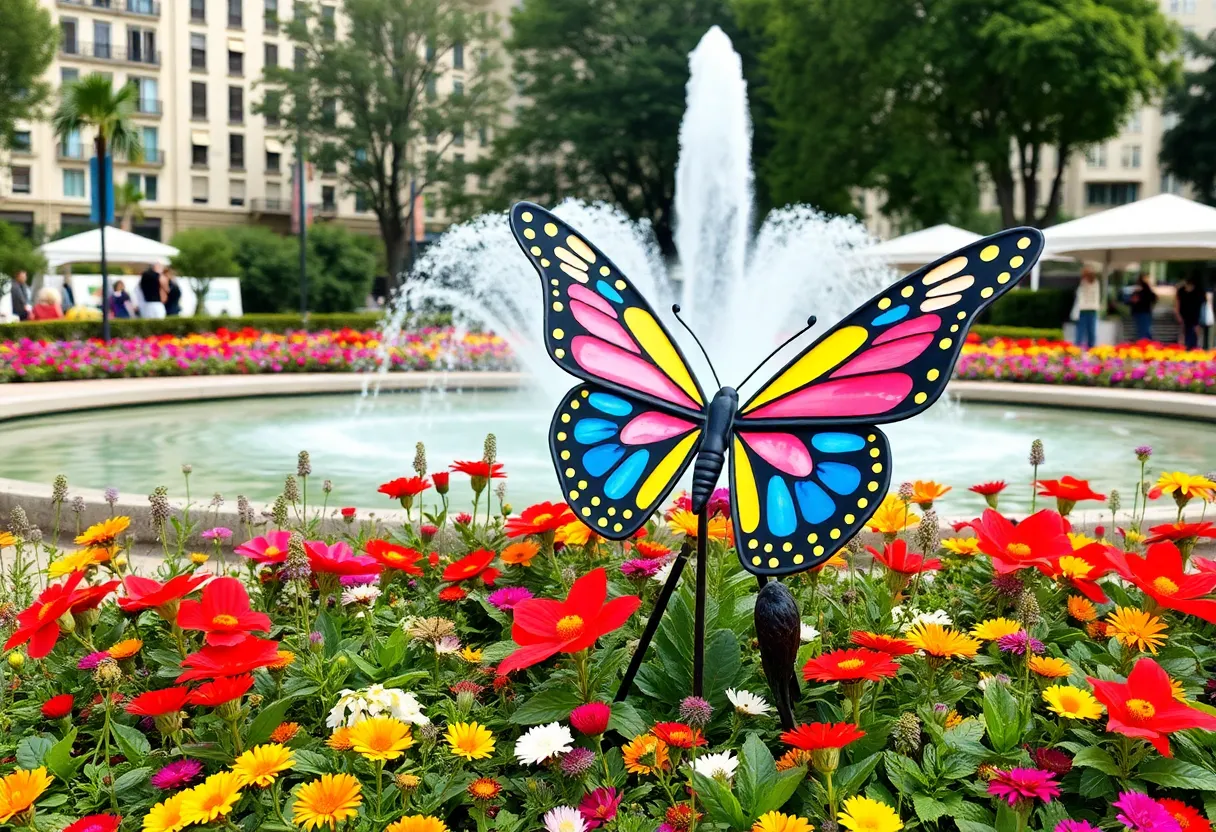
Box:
[865,224,982,271]
[1042,194,1216,265]
[39,225,178,269]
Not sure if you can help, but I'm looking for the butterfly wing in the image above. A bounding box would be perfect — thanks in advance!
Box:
[738,227,1044,425]
[510,202,707,417]
[730,425,892,576]
[552,382,704,540]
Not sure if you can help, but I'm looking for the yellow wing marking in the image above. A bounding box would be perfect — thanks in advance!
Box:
[622,307,704,405]
[733,437,760,534]
[635,431,701,509]
[743,326,868,413]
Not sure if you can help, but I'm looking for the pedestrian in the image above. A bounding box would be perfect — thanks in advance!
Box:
[1072,267,1102,349]
[30,286,64,320]
[139,263,166,319]
[110,279,134,319]
[1175,275,1204,350]
[1129,272,1157,342]
[165,267,182,316]
[10,270,32,321]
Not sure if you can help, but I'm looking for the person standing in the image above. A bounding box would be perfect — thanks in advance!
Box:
[164,267,182,316]
[110,279,134,319]
[10,270,32,321]
[1073,267,1102,349]
[1129,273,1157,342]
[139,263,166,319]
[1176,275,1204,350]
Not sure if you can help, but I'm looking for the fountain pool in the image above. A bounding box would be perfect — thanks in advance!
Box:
[5,391,1213,516]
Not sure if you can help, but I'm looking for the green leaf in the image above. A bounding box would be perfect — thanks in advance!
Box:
[835,752,883,797]
[1138,758,1216,791]
[884,751,928,792]
[109,723,151,762]
[957,822,997,832]
[700,629,742,705]
[376,627,407,673]
[508,687,584,725]
[44,730,85,780]
[247,698,294,746]
[752,767,807,817]
[606,700,649,740]
[112,766,151,792]
[995,802,1019,832]
[689,770,750,830]
[1077,767,1115,799]
[982,683,1021,753]
[914,794,957,823]
[737,733,777,814]
[291,749,335,776]
[315,611,340,658]
[16,735,53,769]
[1070,747,1121,776]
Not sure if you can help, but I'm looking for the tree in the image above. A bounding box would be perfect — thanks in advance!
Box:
[0,0,56,151]
[115,181,145,232]
[269,0,506,291]
[170,228,239,315]
[0,221,48,302]
[226,225,376,314]
[492,0,741,256]
[1160,31,1216,205]
[741,0,1177,229]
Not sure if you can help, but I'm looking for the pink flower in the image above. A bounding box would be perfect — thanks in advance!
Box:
[305,540,380,576]
[234,531,292,564]
[1056,821,1102,832]
[570,702,611,736]
[1114,792,1182,832]
[987,768,1060,806]
[202,527,233,541]
[487,586,533,611]
[578,787,621,829]
[151,759,203,790]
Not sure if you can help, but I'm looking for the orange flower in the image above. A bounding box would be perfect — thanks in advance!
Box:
[1067,595,1097,622]
[911,480,951,508]
[622,734,669,775]
[500,541,540,567]
[635,541,672,559]
[108,638,143,659]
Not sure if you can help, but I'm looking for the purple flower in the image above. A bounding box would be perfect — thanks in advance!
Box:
[151,759,203,790]
[339,574,380,587]
[997,631,1044,655]
[488,586,533,611]
[620,558,664,579]
[1135,445,1153,462]
[309,631,324,644]
[560,747,596,777]
[78,651,111,670]
[202,527,233,541]
[679,695,713,726]
[1114,792,1182,832]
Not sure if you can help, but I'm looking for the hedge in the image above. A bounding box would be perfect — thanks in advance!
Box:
[0,312,393,342]
[971,324,1064,342]
[982,287,1073,329]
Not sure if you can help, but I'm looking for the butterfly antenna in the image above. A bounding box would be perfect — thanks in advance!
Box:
[671,304,720,389]
[738,316,818,391]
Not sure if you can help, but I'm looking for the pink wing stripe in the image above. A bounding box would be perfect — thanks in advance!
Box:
[570,336,700,410]
[738,432,813,477]
[872,314,942,346]
[568,284,618,318]
[569,300,641,354]
[830,334,934,379]
[620,412,699,445]
[749,373,914,419]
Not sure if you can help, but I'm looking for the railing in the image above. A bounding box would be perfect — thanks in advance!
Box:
[124,150,165,165]
[251,198,289,214]
[317,202,338,215]
[126,0,160,15]
[127,46,161,65]
[57,0,160,14]
[134,98,163,115]
[61,41,114,60]
[58,143,87,160]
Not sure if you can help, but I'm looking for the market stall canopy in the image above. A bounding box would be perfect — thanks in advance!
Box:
[40,225,179,269]
[865,224,983,270]
[1043,194,1216,265]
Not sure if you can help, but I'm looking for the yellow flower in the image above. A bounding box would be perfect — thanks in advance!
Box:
[386,817,449,832]
[666,509,731,541]
[232,743,295,788]
[813,553,848,571]
[1056,556,1094,581]
[1123,529,1147,545]
[348,717,414,762]
[754,811,816,832]
[500,541,540,566]
[1156,472,1216,503]
[190,552,210,565]
[911,480,951,506]
[269,650,296,671]
[1067,532,1097,549]
[143,792,189,832]
[970,618,1022,641]
[460,646,484,663]
[1042,685,1104,720]
[555,521,601,548]
[180,771,243,825]
[326,726,354,751]
[941,537,980,556]
[0,532,16,547]
[1067,595,1097,622]
[292,773,363,830]
[444,722,495,761]
[866,494,920,535]
[621,733,670,775]
[1028,656,1072,678]
[944,710,964,729]
[1106,607,1168,655]
[1170,677,1187,701]
[906,623,980,659]
[838,796,904,832]
[108,638,143,659]
[0,767,53,824]
[75,516,130,547]
[48,549,104,577]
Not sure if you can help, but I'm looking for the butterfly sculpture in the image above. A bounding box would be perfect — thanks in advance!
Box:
[510,201,1044,714]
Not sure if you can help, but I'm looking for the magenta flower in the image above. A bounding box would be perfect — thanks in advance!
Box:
[151,759,204,790]
[1114,792,1182,832]
[996,631,1045,656]
[201,527,233,541]
[621,558,665,579]
[987,768,1060,806]
[1056,821,1103,832]
[487,586,533,611]
[234,531,292,564]
[578,787,621,829]
[78,651,111,671]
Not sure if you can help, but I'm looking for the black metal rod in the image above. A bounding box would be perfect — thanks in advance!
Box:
[615,538,693,702]
[693,510,708,696]
[97,138,110,342]
[297,122,307,315]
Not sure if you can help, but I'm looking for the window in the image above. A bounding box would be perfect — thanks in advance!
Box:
[294,46,305,68]
[191,33,207,69]
[321,185,336,211]
[192,176,209,204]
[454,125,464,147]
[229,179,246,207]
[192,82,207,118]
[320,147,336,175]
[141,126,159,161]
[452,80,463,97]
[425,75,436,101]
[191,0,206,22]
[1086,182,1139,206]
[229,0,243,26]
[60,19,78,54]
[266,150,281,172]
[425,39,435,61]
[12,131,31,153]
[264,42,278,68]
[453,42,463,69]
[62,129,84,159]
[127,172,158,202]
[321,5,335,38]
[93,21,112,59]
[64,169,86,198]
[131,77,159,113]
[1085,145,1107,168]
[229,133,245,169]
[128,27,156,64]
[1161,172,1183,195]
[229,86,244,123]
[266,181,282,206]
[1121,144,1141,169]
[192,142,208,166]
[263,90,281,126]
[264,0,278,30]
[355,190,369,212]
[11,167,31,194]
[61,68,79,85]
[321,97,336,128]
[229,49,244,75]
[1125,110,1142,133]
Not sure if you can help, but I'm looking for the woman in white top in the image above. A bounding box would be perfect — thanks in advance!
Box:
[1074,268,1102,349]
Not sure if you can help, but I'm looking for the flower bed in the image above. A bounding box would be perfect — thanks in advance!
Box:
[3,442,1216,832]
[0,328,512,383]
[958,338,1216,394]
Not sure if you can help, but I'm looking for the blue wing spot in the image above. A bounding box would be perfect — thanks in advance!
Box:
[766,476,798,537]
[604,449,649,499]
[573,419,619,445]
[596,280,623,304]
[583,444,625,477]
[872,305,910,326]
[811,433,866,454]
[817,462,862,496]
[795,480,835,524]
[588,392,632,416]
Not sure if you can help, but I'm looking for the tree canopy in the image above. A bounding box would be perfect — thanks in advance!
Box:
[1160,31,1216,206]
[170,228,239,315]
[0,0,56,151]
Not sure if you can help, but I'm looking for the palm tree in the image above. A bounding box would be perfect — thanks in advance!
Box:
[115,181,145,232]
[53,73,143,341]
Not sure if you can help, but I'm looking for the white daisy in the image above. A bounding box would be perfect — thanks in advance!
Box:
[800,622,820,642]
[434,635,462,654]
[691,750,738,780]
[726,688,771,716]
[894,606,953,632]
[326,685,429,727]
[515,722,575,765]
[382,688,429,725]
[341,583,381,606]
[542,806,587,832]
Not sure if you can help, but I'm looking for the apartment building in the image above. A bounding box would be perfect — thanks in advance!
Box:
[0,0,512,242]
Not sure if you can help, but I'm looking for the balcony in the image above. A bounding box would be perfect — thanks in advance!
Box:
[126,45,161,66]
[122,149,165,166]
[315,201,338,216]
[58,143,87,161]
[251,198,289,214]
[59,40,160,66]
[57,0,161,16]
[134,98,163,116]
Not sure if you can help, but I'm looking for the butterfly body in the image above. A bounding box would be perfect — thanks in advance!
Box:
[690,386,738,513]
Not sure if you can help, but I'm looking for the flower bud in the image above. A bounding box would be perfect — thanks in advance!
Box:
[7,651,24,669]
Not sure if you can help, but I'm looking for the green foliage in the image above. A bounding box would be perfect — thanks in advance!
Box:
[1161,31,1216,205]
[169,228,239,315]
[53,73,144,162]
[0,222,49,294]
[0,312,392,342]
[0,0,56,151]
[970,324,1065,342]
[982,288,1075,329]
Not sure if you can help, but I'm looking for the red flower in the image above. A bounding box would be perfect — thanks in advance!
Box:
[432,472,450,493]
[781,722,865,750]
[1036,477,1106,513]
[803,648,900,683]
[187,674,255,707]
[867,540,941,575]
[378,476,431,505]
[1146,522,1216,544]
[126,686,191,717]
[969,481,1007,496]
[449,460,507,480]
[1122,541,1216,623]
[4,571,85,658]
[975,509,1071,575]
[454,513,473,526]
[1159,800,1213,832]
[850,631,917,656]
[438,585,468,602]
[497,568,641,675]
[177,635,282,682]
[68,580,121,613]
[1088,657,1216,756]
[119,573,209,614]
[1030,747,1073,775]
[428,552,441,567]
[570,702,611,736]
[234,531,292,564]
[635,541,672,560]
[340,507,357,518]
[505,502,577,538]
[443,549,499,585]
[365,540,425,575]
[41,694,74,720]
[652,722,705,748]
[63,815,122,832]
[306,540,380,576]
[176,577,272,647]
